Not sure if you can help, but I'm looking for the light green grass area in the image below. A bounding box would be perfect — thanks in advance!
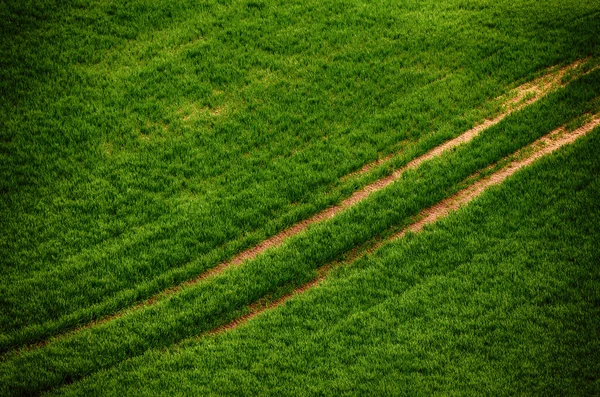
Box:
[53,122,600,397]
[1,0,600,395]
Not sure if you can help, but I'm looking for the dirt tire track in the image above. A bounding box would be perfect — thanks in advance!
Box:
[188,59,592,282]
[206,115,600,336]
[20,59,593,353]
[343,59,590,180]
[196,60,590,276]
[208,265,332,335]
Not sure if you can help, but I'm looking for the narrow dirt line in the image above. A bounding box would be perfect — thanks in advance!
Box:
[207,115,600,336]
[22,60,589,353]
[208,265,332,335]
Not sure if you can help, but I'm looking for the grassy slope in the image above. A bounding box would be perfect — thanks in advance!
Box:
[54,123,600,396]
[2,70,599,396]
[1,0,600,345]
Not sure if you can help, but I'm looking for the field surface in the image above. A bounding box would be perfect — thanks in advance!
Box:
[1,0,599,395]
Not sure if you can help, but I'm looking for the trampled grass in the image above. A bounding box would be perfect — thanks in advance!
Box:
[1,0,600,395]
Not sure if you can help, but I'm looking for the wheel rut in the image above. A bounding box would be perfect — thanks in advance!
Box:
[205,114,600,336]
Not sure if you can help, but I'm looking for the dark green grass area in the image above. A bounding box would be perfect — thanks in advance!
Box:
[2,70,599,397]
[2,0,600,348]
[52,122,600,396]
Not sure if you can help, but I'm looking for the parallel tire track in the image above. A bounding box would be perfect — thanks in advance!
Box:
[160,60,588,288]
[206,115,600,335]
[22,59,591,352]
[184,60,590,280]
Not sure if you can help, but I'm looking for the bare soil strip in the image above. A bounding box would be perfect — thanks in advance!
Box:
[22,60,589,352]
[207,115,600,336]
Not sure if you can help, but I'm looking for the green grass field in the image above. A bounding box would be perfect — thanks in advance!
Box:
[53,111,600,397]
[1,0,600,395]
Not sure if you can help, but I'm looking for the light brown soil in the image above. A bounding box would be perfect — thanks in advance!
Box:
[207,115,600,336]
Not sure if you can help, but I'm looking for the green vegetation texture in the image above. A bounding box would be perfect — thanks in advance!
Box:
[2,0,599,350]
[2,69,600,396]
[1,0,600,395]
[55,119,600,396]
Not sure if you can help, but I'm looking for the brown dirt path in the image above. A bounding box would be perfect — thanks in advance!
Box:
[206,114,600,336]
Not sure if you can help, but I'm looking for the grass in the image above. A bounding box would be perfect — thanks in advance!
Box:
[52,118,600,396]
[2,69,599,396]
[1,0,599,395]
[2,0,600,351]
